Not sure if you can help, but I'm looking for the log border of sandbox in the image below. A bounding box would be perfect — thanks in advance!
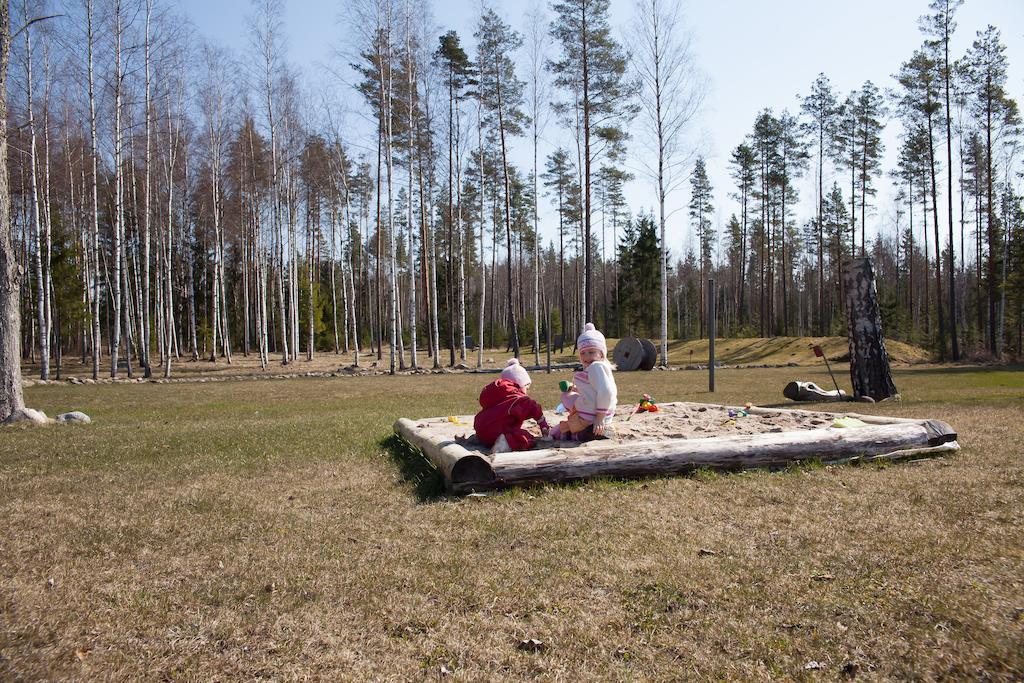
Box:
[393,405,959,495]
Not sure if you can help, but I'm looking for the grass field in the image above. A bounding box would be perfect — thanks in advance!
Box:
[2,364,1023,679]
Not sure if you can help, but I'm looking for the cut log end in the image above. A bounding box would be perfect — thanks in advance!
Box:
[450,455,497,493]
[922,419,958,447]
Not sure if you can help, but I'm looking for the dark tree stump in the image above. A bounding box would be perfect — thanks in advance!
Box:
[843,258,898,401]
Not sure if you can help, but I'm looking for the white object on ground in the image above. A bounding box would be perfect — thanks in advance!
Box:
[57,411,92,424]
[2,408,51,425]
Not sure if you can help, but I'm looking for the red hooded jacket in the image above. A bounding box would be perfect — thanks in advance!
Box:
[473,379,544,448]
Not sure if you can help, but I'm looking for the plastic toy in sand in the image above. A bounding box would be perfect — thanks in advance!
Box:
[627,393,660,420]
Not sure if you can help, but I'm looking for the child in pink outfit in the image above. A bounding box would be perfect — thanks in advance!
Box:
[552,323,618,442]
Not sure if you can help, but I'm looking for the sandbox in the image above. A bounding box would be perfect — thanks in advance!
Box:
[393,402,959,494]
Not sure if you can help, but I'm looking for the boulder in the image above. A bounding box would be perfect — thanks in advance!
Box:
[57,411,92,424]
[3,408,51,425]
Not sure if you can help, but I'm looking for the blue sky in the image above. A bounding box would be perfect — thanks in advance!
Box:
[181,0,1023,263]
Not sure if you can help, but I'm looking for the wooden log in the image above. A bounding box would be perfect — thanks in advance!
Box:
[783,380,847,401]
[394,403,960,494]
[469,362,578,375]
[743,404,925,426]
[613,337,644,371]
[486,420,957,490]
[393,418,496,491]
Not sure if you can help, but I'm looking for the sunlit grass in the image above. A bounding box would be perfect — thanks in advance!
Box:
[1,364,1022,678]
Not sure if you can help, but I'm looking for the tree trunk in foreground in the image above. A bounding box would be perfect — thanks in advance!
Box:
[0,3,25,421]
[843,258,898,401]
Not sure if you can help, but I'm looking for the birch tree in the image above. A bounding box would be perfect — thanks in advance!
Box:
[0,1,25,421]
[632,0,703,364]
[524,1,549,364]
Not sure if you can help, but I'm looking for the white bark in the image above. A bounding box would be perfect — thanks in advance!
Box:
[476,101,485,368]
[141,0,153,375]
[631,0,704,363]
[524,1,548,366]
[404,1,418,369]
[1,2,25,421]
[22,4,48,380]
[110,0,125,378]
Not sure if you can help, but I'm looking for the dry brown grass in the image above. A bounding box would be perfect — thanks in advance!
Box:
[1,364,1022,680]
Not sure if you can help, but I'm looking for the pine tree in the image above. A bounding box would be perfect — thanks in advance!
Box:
[689,157,713,338]
[852,81,886,259]
[434,30,474,366]
[964,25,1020,354]
[921,0,964,359]
[476,8,528,357]
[549,0,635,327]
[800,73,838,334]
[543,148,579,335]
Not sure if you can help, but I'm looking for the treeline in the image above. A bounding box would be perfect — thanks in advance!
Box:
[7,0,1022,382]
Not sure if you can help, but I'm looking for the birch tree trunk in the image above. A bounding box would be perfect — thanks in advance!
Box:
[405,5,418,369]
[477,101,486,368]
[0,1,25,421]
[330,201,340,353]
[110,0,125,378]
[382,8,398,375]
[142,0,153,376]
[22,7,49,380]
[454,97,467,362]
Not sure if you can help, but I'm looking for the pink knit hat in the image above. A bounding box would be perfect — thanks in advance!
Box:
[500,358,531,388]
[577,323,607,355]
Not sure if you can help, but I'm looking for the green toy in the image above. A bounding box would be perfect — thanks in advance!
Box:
[559,380,571,392]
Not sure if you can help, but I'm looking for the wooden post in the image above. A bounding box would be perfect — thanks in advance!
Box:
[708,278,716,392]
[843,258,898,401]
[545,298,552,373]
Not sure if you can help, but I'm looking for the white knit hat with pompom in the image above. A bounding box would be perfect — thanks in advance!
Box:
[576,322,607,354]
[500,358,531,388]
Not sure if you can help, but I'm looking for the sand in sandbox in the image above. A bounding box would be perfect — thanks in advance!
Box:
[598,402,836,440]
[476,401,842,452]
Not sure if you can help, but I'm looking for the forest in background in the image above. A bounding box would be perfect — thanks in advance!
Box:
[6,0,1022,380]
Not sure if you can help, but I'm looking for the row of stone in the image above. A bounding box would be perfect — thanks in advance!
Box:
[2,409,91,426]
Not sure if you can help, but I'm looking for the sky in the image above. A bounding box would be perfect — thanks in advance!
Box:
[179,0,1023,263]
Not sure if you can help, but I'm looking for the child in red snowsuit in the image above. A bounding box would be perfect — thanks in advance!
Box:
[474,359,550,453]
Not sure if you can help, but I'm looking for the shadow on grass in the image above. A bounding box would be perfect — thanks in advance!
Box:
[380,433,449,503]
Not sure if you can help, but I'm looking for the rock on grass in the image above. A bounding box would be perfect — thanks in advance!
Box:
[57,411,92,424]
[2,408,51,425]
